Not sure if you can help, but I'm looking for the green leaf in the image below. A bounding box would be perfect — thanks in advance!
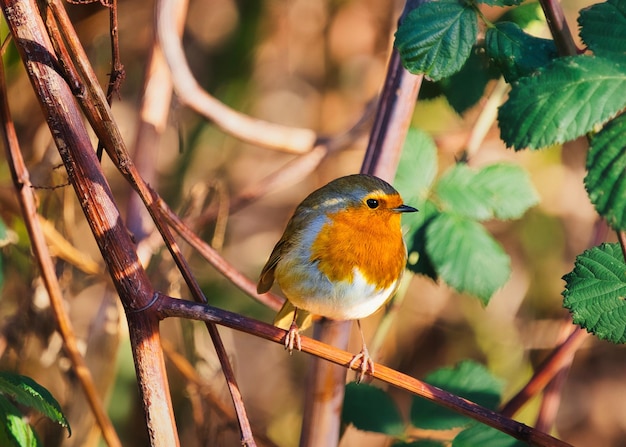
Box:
[440,49,499,114]
[475,0,523,6]
[0,396,40,447]
[396,128,439,202]
[426,213,510,303]
[453,423,525,447]
[498,2,545,29]
[406,200,439,280]
[485,22,558,83]
[579,0,626,57]
[0,373,70,436]
[342,383,404,436]
[563,243,626,343]
[435,163,538,221]
[393,440,445,447]
[395,0,478,81]
[411,361,502,430]
[585,114,626,230]
[499,55,626,150]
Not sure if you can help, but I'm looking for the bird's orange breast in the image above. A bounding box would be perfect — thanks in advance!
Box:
[309,205,406,291]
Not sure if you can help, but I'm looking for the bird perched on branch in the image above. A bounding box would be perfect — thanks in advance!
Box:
[257,174,417,381]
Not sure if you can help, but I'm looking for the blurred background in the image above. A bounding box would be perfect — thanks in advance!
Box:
[0,0,621,445]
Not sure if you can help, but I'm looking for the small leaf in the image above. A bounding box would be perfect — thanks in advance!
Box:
[563,243,626,343]
[395,0,478,81]
[579,0,626,57]
[0,372,70,436]
[585,114,626,230]
[396,128,439,201]
[485,22,558,83]
[426,213,510,303]
[435,163,538,221]
[0,396,40,447]
[342,383,404,436]
[411,361,502,430]
[498,55,626,150]
[453,423,525,447]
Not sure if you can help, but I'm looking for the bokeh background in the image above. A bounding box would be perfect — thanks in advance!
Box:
[0,0,621,446]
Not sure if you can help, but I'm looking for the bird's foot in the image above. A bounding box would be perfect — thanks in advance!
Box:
[348,345,375,383]
[284,322,301,353]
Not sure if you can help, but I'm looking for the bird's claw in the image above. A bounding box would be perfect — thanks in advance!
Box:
[348,345,374,383]
[284,322,301,353]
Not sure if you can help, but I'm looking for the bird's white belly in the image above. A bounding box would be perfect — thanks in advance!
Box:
[281,267,397,320]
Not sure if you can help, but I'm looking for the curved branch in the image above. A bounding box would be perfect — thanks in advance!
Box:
[156,0,317,154]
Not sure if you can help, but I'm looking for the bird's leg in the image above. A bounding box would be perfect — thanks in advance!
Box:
[284,308,302,353]
[348,320,375,383]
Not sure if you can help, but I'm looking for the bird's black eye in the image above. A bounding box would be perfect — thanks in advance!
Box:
[366,198,379,209]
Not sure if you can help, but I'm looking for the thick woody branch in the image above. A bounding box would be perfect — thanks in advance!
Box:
[0,0,179,444]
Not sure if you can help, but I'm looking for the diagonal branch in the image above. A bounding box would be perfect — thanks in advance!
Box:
[0,0,179,444]
[156,293,574,447]
[0,50,121,447]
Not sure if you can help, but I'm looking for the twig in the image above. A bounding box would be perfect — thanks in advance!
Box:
[162,340,281,447]
[46,1,258,442]
[155,0,317,154]
[538,0,578,56]
[0,49,121,447]
[157,194,284,311]
[0,0,180,443]
[500,326,588,418]
[156,294,574,447]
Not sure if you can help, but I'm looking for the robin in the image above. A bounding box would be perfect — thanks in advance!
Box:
[257,174,417,381]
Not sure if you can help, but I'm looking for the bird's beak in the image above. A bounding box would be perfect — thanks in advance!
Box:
[393,204,418,213]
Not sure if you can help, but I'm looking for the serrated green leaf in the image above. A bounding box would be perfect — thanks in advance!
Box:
[579,0,626,57]
[435,163,538,221]
[485,22,558,83]
[406,200,439,279]
[453,423,525,447]
[585,114,626,230]
[498,55,626,150]
[0,372,70,436]
[563,243,626,343]
[0,397,40,447]
[395,0,478,81]
[396,128,438,202]
[436,164,493,220]
[411,361,502,430]
[426,213,510,303]
[342,383,404,436]
[440,49,499,114]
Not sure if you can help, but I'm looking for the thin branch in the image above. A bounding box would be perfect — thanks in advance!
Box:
[157,194,284,311]
[162,340,281,447]
[0,51,121,447]
[0,0,180,443]
[45,2,257,442]
[155,0,317,154]
[156,294,574,447]
[500,326,588,418]
[539,0,578,56]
